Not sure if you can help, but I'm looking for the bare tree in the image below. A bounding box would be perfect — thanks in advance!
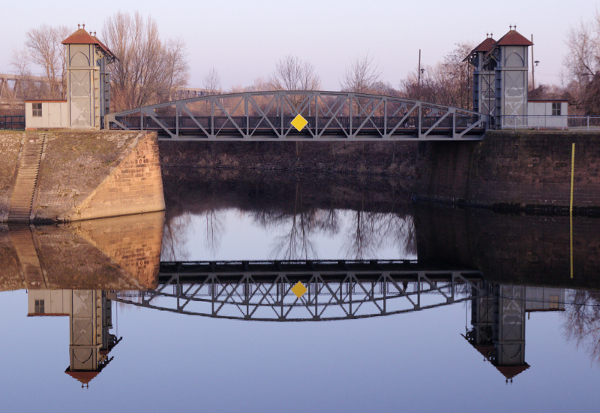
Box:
[22,25,70,99]
[203,67,221,94]
[563,12,600,113]
[399,42,473,108]
[268,55,321,91]
[102,11,189,111]
[340,54,382,94]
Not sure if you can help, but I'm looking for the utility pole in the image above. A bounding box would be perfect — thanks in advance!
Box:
[418,49,422,85]
[531,34,535,90]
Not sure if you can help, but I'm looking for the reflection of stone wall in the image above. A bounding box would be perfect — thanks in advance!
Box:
[73,213,164,289]
[0,212,163,292]
[415,131,600,210]
[415,206,600,290]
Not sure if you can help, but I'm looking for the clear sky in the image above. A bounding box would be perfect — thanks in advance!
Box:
[0,0,597,91]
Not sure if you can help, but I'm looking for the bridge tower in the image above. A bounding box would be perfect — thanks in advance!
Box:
[61,25,115,130]
[465,35,497,120]
[466,27,533,128]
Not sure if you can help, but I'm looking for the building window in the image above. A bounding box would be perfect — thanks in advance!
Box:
[35,299,45,314]
[549,295,559,310]
[552,103,561,116]
[32,103,42,117]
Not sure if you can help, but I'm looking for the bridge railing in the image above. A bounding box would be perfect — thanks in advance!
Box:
[105,91,489,141]
[500,115,600,130]
[0,115,25,130]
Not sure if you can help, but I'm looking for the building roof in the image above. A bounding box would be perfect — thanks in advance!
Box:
[472,37,497,53]
[65,370,100,385]
[484,29,533,59]
[91,35,116,59]
[493,364,531,380]
[61,27,116,59]
[61,28,99,45]
[463,37,497,62]
[495,29,534,46]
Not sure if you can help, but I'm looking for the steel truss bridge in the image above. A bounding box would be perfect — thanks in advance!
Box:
[105,91,489,141]
[111,260,484,321]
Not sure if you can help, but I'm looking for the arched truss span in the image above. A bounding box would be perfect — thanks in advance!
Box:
[111,260,485,321]
[105,91,489,141]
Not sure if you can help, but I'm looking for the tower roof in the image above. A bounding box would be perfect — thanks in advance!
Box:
[484,29,533,59]
[493,364,531,380]
[463,37,497,62]
[62,27,116,59]
[495,29,534,46]
[65,370,100,385]
[472,37,497,53]
[61,28,98,45]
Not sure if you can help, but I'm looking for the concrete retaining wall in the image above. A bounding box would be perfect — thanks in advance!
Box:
[414,130,600,212]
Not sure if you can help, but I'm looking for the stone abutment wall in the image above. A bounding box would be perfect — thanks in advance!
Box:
[414,130,600,213]
[0,131,165,222]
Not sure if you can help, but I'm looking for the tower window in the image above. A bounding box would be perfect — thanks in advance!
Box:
[32,103,42,117]
[552,103,561,116]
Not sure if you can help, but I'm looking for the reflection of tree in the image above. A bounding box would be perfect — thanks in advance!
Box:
[269,183,320,260]
[563,290,600,365]
[202,209,225,256]
[343,210,381,259]
[161,212,192,261]
[342,206,416,260]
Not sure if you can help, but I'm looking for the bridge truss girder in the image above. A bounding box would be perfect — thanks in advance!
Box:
[112,261,484,321]
[105,91,488,141]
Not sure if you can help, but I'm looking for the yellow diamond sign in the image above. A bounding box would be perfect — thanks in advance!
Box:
[291,114,308,131]
[291,281,307,298]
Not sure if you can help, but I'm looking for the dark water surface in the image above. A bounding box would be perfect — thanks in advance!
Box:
[1,169,600,412]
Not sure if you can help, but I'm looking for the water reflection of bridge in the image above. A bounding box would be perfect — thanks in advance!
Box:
[113,260,483,321]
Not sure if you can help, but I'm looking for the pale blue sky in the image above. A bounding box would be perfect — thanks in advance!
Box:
[0,0,596,91]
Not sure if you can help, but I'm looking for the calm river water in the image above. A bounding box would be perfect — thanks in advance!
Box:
[0,168,599,412]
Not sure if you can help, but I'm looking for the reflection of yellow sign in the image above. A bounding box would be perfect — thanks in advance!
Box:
[291,281,307,298]
[291,114,308,131]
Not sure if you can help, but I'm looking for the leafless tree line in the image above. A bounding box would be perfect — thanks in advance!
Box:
[18,12,600,115]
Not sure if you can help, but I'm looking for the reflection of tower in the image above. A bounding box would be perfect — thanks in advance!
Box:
[465,282,528,382]
[465,281,494,359]
[28,290,120,387]
[465,284,565,382]
[490,284,529,382]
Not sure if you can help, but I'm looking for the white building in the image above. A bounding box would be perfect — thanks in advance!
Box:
[526,100,569,129]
